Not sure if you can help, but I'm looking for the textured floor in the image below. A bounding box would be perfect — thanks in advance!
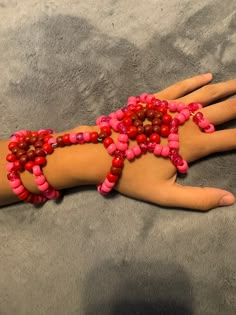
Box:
[0,1,235,314]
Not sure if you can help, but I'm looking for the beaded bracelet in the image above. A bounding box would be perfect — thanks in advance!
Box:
[6,94,215,203]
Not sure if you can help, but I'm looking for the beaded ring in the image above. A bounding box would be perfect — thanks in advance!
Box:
[6,94,215,203]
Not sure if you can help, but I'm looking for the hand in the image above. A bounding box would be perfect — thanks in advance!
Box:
[114,74,236,211]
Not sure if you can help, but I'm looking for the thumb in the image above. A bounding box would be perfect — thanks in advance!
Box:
[161,184,235,211]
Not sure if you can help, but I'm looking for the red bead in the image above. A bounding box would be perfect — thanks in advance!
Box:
[90,132,98,143]
[34,140,44,148]
[158,106,167,114]
[31,131,38,137]
[25,161,35,172]
[162,114,172,125]
[18,189,29,200]
[135,104,143,111]
[127,126,137,139]
[103,137,114,148]
[123,117,132,126]
[107,172,118,182]
[8,142,18,151]
[136,134,147,143]
[13,160,23,171]
[6,153,16,162]
[42,143,53,154]
[63,134,71,145]
[101,126,111,136]
[24,193,34,203]
[35,156,47,166]
[149,133,161,143]
[43,135,53,143]
[160,125,170,137]
[112,157,124,168]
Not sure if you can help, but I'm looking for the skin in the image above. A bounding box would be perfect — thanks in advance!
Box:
[0,73,235,210]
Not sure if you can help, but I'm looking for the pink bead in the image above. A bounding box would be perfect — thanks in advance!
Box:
[101,184,111,193]
[97,185,106,195]
[168,101,178,112]
[103,178,115,188]
[177,160,188,173]
[6,162,14,172]
[118,134,128,143]
[127,96,137,105]
[96,115,106,125]
[116,142,128,151]
[116,109,124,120]
[132,145,142,156]
[48,138,57,144]
[110,119,120,131]
[100,122,109,127]
[35,175,46,185]
[140,93,148,103]
[198,118,210,129]
[32,165,42,176]
[161,146,170,157]
[168,141,179,149]
[175,113,186,124]
[145,94,155,104]
[107,143,117,155]
[177,102,186,112]
[109,113,116,119]
[38,129,47,135]
[83,132,91,142]
[10,136,17,142]
[9,179,21,188]
[43,190,55,199]
[168,134,179,141]
[125,149,135,160]
[181,109,190,120]
[13,185,24,195]
[69,133,77,144]
[204,124,215,133]
[154,144,162,155]
[38,181,49,192]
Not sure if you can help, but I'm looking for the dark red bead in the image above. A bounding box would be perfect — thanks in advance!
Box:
[152,125,161,134]
[90,132,98,143]
[112,157,124,168]
[25,135,32,144]
[152,118,161,125]
[136,134,147,143]
[27,150,36,160]
[155,112,163,119]
[7,172,19,181]
[63,134,71,145]
[34,140,44,148]
[18,141,29,150]
[24,193,34,203]
[19,155,28,166]
[16,149,26,159]
[110,166,122,175]
[133,119,143,127]
[98,132,108,140]
[160,125,170,137]
[127,126,137,139]
[137,126,144,134]
[162,114,172,125]
[35,156,47,166]
[149,133,161,143]
[30,136,38,144]
[25,161,35,172]
[103,137,114,148]
[38,135,45,142]
[35,148,46,157]
[137,110,146,121]
[130,113,138,121]
[147,110,155,120]
[107,172,118,182]
[11,147,19,154]
[6,153,16,162]
[56,136,65,147]
[144,124,153,136]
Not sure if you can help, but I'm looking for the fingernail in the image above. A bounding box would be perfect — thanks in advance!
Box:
[202,73,213,80]
[219,194,235,206]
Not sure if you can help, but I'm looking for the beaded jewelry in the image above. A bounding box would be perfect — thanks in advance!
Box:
[6,94,215,203]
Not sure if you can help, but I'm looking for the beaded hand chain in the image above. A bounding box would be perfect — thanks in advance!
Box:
[6,94,215,204]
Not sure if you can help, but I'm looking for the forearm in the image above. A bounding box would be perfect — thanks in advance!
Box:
[0,125,111,207]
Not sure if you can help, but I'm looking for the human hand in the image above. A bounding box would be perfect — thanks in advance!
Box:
[114,74,236,211]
